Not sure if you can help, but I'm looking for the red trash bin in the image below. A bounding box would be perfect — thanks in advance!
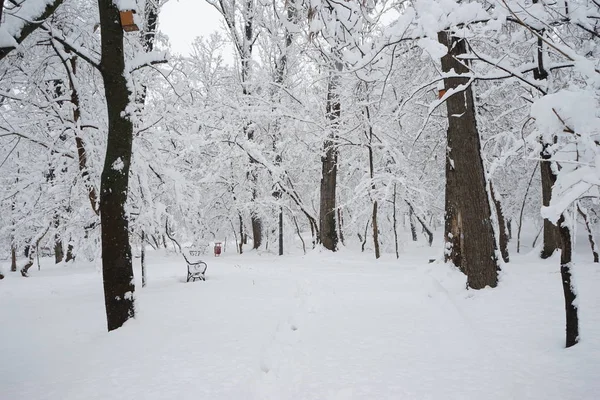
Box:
[214,242,222,257]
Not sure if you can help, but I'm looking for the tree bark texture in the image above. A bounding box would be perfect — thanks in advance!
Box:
[372,201,380,259]
[54,235,64,264]
[278,208,284,256]
[11,244,17,272]
[65,244,75,262]
[98,0,136,331]
[65,56,100,215]
[337,208,345,246]
[540,156,561,258]
[409,208,418,242]
[53,213,64,263]
[239,213,244,254]
[557,214,579,347]
[491,184,510,263]
[438,31,499,289]
[20,226,48,277]
[319,63,342,251]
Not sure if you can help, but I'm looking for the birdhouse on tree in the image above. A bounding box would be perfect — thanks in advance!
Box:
[437,81,446,99]
[119,10,139,32]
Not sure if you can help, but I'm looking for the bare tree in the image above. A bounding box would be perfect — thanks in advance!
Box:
[438,31,499,289]
[97,0,136,331]
[319,60,343,251]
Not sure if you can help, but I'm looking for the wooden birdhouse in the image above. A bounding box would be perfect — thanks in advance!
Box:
[437,81,446,99]
[119,10,139,32]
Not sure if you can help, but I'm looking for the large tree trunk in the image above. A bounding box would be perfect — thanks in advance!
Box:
[438,31,499,289]
[540,155,561,258]
[319,62,342,251]
[556,214,579,347]
[97,0,136,331]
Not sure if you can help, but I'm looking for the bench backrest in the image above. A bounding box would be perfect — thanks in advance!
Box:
[183,248,205,264]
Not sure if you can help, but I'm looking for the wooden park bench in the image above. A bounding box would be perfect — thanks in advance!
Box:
[182,248,208,282]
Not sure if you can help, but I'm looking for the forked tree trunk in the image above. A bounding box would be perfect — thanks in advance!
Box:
[20,226,49,277]
[65,244,75,262]
[319,62,342,251]
[360,220,369,253]
[405,200,434,246]
[517,163,538,253]
[438,31,499,289]
[292,215,306,254]
[556,214,579,347]
[577,205,599,263]
[98,0,136,331]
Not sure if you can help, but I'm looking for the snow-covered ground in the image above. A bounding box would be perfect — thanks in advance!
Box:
[2,238,600,399]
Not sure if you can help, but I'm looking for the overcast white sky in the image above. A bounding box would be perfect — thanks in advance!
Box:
[159,0,225,55]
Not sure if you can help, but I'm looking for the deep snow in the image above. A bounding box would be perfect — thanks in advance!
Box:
[1,238,600,399]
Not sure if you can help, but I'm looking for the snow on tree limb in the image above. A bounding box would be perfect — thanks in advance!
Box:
[0,0,65,61]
